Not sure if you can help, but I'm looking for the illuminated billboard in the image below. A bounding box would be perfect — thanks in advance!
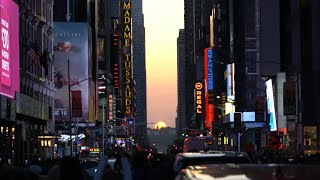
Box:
[204,48,214,104]
[53,22,94,123]
[0,1,19,98]
[204,48,214,132]
[266,79,277,131]
[226,63,235,101]
[122,1,133,115]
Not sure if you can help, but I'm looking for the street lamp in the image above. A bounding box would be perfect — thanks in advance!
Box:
[68,60,93,156]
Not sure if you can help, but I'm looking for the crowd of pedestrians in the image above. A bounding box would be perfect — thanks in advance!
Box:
[0,148,132,180]
[0,147,175,180]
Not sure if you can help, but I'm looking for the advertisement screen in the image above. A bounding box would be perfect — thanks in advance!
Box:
[266,79,277,131]
[53,22,91,122]
[0,1,19,98]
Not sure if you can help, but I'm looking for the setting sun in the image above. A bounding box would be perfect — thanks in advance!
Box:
[154,121,167,129]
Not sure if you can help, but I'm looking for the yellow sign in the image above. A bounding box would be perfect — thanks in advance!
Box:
[195,82,203,90]
[123,2,132,114]
[195,82,203,114]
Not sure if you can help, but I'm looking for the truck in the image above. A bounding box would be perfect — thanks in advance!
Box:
[183,136,218,152]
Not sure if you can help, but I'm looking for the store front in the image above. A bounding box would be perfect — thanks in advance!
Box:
[303,125,318,155]
[0,122,15,164]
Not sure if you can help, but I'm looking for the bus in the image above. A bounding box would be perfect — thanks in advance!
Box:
[183,136,218,152]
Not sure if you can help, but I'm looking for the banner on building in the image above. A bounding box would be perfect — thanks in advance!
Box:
[72,91,82,117]
[283,81,296,115]
[53,22,92,122]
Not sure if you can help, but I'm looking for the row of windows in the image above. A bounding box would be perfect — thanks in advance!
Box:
[20,78,54,104]
[20,2,54,82]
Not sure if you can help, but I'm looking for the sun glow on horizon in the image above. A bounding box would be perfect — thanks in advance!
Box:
[154,121,167,129]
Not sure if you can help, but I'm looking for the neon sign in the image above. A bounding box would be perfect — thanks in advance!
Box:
[195,82,204,114]
[122,1,132,114]
[207,49,213,90]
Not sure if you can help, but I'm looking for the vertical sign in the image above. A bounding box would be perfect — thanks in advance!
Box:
[226,63,235,101]
[206,48,214,104]
[122,1,132,115]
[195,81,204,114]
[108,94,113,121]
[266,79,277,131]
[1,8,10,87]
[71,91,82,117]
[112,33,119,89]
[204,48,214,133]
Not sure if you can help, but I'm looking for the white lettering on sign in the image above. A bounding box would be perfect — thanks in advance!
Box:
[2,59,9,71]
[1,27,9,50]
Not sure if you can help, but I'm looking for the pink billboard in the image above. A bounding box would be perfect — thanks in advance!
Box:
[0,0,19,98]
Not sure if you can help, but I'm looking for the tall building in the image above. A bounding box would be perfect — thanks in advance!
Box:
[233,0,263,113]
[177,29,186,136]
[183,0,213,134]
[207,0,282,152]
[13,0,55,164]
[131,0,147,140]
[280,0,320,154]
[183,0,195,133]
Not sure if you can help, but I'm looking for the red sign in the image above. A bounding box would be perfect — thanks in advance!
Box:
[71,91,82,117]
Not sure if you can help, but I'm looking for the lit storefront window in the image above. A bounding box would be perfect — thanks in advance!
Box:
[218,137,222,145]
[224,137,228,145]
[304,126,317,154]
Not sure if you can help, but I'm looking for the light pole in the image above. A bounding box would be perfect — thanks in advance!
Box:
[68,60,93,156]
[68,60,72,156]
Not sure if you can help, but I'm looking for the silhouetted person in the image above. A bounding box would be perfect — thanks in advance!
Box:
[0,166,38,180]
[47,156,89,180]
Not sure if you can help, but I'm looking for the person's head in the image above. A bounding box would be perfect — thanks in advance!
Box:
[59,156,83,180]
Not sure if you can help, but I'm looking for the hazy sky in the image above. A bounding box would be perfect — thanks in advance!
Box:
[143,0,184,128]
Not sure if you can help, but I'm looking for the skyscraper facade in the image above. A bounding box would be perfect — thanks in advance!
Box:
[177,29,186,136]
[280,0,320,154]
[183,0,213,135]
[131,0,147,140]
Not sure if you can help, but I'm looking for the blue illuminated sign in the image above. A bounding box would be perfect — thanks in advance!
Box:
[207,49,213,90]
